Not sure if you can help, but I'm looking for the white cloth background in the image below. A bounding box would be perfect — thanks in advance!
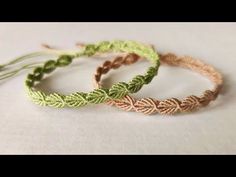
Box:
[0,23,235,154]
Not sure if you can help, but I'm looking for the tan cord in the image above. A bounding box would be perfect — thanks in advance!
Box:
[93,53,223,115]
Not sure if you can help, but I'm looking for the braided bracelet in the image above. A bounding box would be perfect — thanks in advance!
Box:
[93,53,223,115]
[25,40,160,108]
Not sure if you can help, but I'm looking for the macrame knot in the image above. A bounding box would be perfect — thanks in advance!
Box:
[56,55,73,67]
[93,51,223,115]
[135,98,159,115]
[180,95,201,112]
[157,98,181,115]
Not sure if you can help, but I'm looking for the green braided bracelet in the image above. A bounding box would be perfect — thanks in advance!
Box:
[25,40,160,108]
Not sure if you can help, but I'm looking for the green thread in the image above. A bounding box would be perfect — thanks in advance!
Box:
[109,82,129,99]
[87,88,109,104]
[25,40,160,108]
[128,75,146,93]
[46,93,65,108]
[0,48,81,79]
[0,62,42,81]
[65,92,88,107]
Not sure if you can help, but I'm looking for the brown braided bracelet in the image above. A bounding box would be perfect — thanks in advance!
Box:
[93,53,223,115]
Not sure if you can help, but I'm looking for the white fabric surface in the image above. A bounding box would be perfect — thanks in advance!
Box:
[0,23,235,154]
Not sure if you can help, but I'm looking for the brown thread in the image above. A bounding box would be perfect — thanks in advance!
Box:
[93,53,223,115]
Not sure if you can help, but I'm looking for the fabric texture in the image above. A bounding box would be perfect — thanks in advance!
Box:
[0,23,235,154]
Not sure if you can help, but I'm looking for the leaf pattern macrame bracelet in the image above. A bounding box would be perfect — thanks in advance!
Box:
[93,53,223,115]
[25,40,160,108]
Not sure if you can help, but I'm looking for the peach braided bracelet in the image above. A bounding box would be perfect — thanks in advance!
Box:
[93,53,223,115]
